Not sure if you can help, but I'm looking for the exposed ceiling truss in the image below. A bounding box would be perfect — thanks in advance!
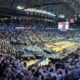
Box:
[0,0,80,17]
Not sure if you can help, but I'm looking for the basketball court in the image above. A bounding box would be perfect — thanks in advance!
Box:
[45,41,76,52]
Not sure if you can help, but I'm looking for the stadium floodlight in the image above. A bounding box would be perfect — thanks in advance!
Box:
[79,15,80,17]
[59,14,65,18]
[17,5,24,10]
[24,8,56,17]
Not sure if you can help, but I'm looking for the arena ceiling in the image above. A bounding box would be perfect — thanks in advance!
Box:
[0,0,80,17]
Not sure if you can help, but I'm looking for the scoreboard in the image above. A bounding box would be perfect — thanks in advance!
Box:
[58,21,69,31]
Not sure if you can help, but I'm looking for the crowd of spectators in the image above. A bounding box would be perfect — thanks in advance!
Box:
[0,22,80,80]
[0,51,80,80]
[0,29,80,57]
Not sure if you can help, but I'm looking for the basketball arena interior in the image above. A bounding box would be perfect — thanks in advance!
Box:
[0,0,80,80]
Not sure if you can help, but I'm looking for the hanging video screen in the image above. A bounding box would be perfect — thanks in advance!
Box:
[58,21,69,31]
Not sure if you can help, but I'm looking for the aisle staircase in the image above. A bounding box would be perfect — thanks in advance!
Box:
[34,57,49,65]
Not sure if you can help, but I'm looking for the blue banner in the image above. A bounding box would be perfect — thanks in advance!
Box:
[0,26,16,30]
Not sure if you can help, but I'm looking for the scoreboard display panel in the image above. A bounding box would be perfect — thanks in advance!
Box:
[58,21,69,31]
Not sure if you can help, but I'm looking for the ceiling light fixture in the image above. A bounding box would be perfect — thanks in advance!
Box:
[17,5,24,10]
